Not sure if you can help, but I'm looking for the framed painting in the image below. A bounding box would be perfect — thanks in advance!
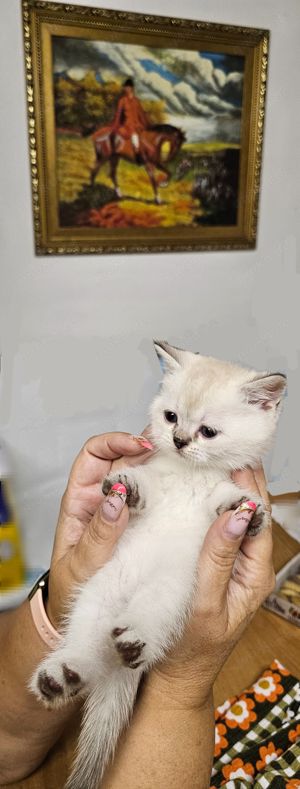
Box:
[22,1,269,254]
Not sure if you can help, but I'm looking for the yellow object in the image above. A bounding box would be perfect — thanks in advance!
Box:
[0,519,25,591]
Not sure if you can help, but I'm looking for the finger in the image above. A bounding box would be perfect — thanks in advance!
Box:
[70,432,154,486]
[113,449,156,470]
[73,484,129,579]
[239,512,274,564]
[231,465,272,558]
[195,503,257,606]
[232,467,260,496]
[253,464,271,509]
[236,465,273,577]
[113,426,157,469]
[84,432,154,461]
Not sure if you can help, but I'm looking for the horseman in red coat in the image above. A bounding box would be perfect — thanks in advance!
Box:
[92,78,150,162]
[111,77,149,158]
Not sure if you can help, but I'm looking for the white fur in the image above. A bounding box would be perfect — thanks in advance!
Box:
[30,343,286,789]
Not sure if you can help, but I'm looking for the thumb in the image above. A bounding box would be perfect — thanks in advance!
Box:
[196,502,257,605]
[76,484,129,574]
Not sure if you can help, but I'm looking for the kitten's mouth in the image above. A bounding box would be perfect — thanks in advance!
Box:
[174,445,191,458]
[182,446,208,463]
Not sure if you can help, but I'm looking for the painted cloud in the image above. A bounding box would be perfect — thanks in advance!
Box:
[53,38,244,142]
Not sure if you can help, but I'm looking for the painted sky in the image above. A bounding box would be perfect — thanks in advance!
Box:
[53,38,244,142]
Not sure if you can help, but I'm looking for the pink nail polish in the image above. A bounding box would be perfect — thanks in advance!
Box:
[111,483,127,495]
[235,500,257,514]
[131,435,154,450]
[139,439,154,450]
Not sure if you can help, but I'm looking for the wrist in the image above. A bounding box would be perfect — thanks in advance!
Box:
[146,663,215,711]
[46,569,66,631]
[28,570,62,647]
[44,595,61,632]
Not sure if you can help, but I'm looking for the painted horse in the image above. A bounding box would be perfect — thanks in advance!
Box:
[90,124,185,204]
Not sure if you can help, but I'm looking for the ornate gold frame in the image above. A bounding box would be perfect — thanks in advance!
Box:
[22,0,269,255]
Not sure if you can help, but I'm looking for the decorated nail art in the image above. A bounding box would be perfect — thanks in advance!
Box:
[101,483,127,522]
[110,483,127,504]
[226,500,257,537]
[235,500,257,513]
[131,435,154,450]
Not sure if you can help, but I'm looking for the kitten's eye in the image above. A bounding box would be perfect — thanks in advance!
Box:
[164,410,178,424]
[199,425,218,439]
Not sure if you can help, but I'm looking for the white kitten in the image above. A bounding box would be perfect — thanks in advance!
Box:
[30,341,286,789]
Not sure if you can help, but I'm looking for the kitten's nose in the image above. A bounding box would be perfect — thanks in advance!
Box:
[173,435,188,450]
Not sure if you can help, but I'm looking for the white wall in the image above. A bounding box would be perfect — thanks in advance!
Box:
[0,0,299,567]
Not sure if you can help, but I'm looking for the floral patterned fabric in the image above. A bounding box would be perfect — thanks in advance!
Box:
[211,660,300,787]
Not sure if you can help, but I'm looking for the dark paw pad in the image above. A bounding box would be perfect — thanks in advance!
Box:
[112,626,128,637]
[112,627,145,669]
[62,664,82,697]
[102,477,112,496]
[62,664,81,685]
[117,475,140,508]
[38,671,63,700]
[246,507,266,536]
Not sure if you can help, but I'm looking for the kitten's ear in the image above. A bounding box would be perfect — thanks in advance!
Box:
[243,373,287,411]
[153,340,187,374]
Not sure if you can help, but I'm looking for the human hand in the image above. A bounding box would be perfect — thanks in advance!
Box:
[151,465,274,706]
[47,432,154,629]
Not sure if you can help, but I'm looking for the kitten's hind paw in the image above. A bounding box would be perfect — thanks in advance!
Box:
[112,626,146,669]
[30,656,85,709]
[102,472,144,511]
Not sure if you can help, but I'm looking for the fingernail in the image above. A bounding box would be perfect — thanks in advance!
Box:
[101,483,127,522]
[225,500,257,538]
[131,435,154,450]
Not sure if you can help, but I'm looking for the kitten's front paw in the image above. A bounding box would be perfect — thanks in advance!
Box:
[102,472,144,510]
[112,626,146,669]
[218,495,269,536]
[30,655,85,709]
[245,501,270,536]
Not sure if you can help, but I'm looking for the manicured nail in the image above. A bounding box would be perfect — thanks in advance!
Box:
[225,500,257,538]
[101,483,127,522]
[131,435,154,450]
[237,501,257,512]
